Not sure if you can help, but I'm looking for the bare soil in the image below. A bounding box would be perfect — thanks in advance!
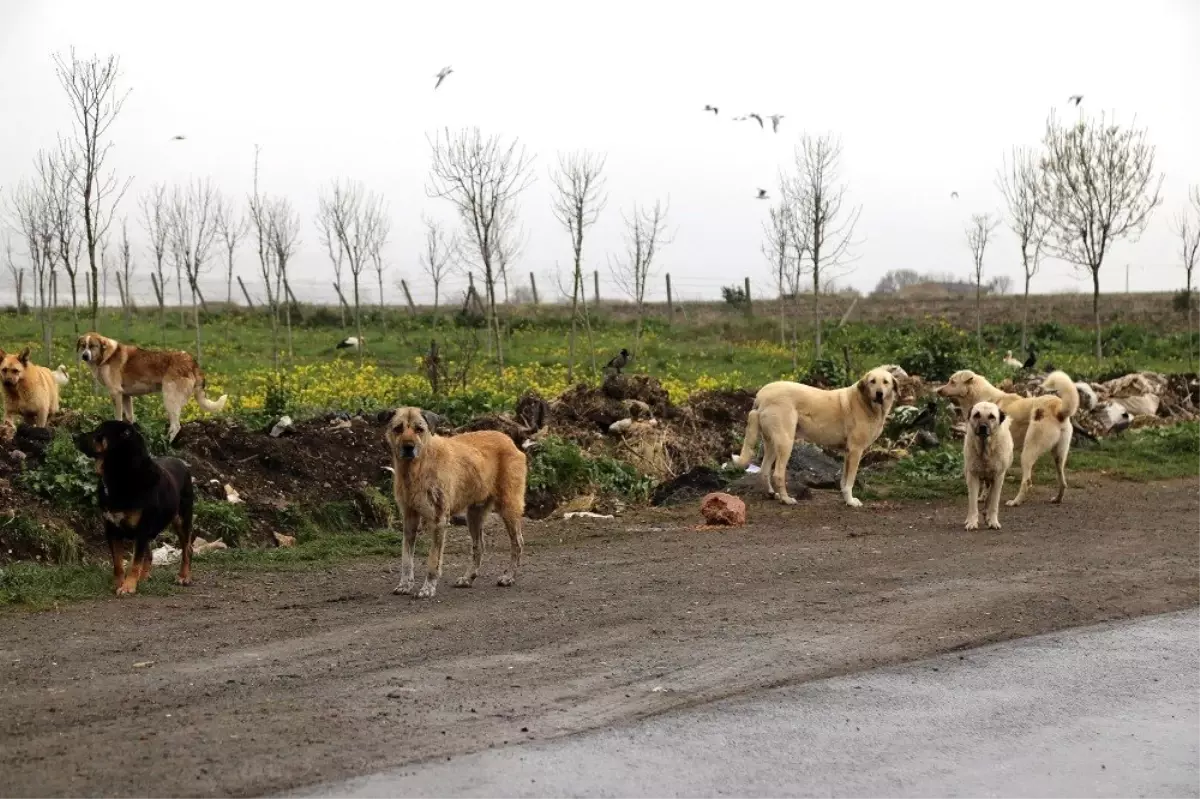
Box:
[1,475,1196,798]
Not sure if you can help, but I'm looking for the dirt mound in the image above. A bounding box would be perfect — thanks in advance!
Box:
[650,466,729,506]
[553,375,672,434]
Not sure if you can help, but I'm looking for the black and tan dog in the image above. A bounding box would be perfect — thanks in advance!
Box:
[75,420,197,596]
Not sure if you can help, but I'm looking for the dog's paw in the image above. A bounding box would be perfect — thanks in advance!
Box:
[454,576,475,588]
[964,518,979,531]
[416,582,438,599]
[115,584,137,597]
[1051,495,1064,505]
[986,517,1002,530]
[1005,498,1022,508]
[497,574,515,587]
[779,495,798,506]
[175,576,192,587]
[392,580,414,596]
[844,497,863,508]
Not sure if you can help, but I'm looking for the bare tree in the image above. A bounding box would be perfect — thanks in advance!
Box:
[989,274,1013,295]
[762,201,795,350]
[37,142,85,332]
[318,179,388,367]
[267,198,301,359]
[370,215,391,323]
[427,127,535,373]
[139,184,171,340]
[118,218,135,337]
[784,134,861,359]
[3,234,25,313]
[996,146,1050,351]
[418,215,456,314]
[965,212,1000,353]
[53,49,131,327]
[490,202,526,306]
[7,178,57,358]
[315,197,348,328]
[549,150,607,380]
[248,146,283,370]
[1176,191,1200,368]
[214,195,248,306]
[609,199,672,353]
[169,179,220,363]
[1036,111,1164,359]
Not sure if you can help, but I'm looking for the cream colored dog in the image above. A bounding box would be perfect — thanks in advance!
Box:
[732,367,898,507]
[963,401,1013,530]
[937,369,1079,506]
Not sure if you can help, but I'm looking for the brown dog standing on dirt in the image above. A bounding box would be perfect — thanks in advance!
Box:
[379,407,526,599]
[0,348,69,427]
[75,420,197,596]
[732,367,898,507]
[76,332,228,443]
[937,369,1079,506]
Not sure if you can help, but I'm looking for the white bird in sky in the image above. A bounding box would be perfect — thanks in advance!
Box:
[434,66,453,89]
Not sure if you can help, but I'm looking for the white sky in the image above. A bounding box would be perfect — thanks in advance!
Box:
[1,0,1197,306]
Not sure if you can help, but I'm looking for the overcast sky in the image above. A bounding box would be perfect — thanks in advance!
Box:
[1,0,1197,306]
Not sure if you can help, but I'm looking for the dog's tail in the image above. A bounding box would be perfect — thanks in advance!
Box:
[1041,370,1079,422]
[53,365,70,387]
[194,375,229,414]
[731,405,761,468]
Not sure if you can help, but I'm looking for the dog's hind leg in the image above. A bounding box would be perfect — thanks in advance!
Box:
[417,517,448,599]
[456,503,489,588]
[121,394,134,423]
[163,382,190,443]
[173,518,194,586]
[497,504,524,587]
[840,447,866,508]
[1051,426,1072,504]
[393,509,420,595]
[1006,427,1045,507]
[118,538,150,596]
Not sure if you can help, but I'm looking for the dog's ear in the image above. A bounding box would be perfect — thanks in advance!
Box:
[0,348,6,360]
[17,348,30,365]
[421,410,442,433]
[375,409,396,426]
[120,424,135,440]
[856,376,872,403]
[964,374,974,384]
[998,410,1006,425]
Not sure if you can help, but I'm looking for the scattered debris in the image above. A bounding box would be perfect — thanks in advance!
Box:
[563,511,614,520]
[269,416,294,438]
[651,466,728,507]
[700,492,746,526]
[151,544,182,566]
[132,661,156,669]
[272,532,296,548]
[223,483,243,504]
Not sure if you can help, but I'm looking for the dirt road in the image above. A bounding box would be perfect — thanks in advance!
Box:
[1,475,1196,798]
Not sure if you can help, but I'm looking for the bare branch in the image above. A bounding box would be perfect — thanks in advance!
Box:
[418,215,456,312]
[609,198,672,350]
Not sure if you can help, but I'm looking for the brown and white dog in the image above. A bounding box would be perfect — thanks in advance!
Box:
[76,332,227,443]
[0,348,68,427]
[379,407,526,599]
[732,367,898,507]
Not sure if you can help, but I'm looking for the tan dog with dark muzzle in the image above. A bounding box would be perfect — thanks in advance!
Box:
[963,401,1014,530]
[379,407,527,599]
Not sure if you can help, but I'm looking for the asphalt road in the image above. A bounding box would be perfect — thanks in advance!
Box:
[300,609,1200,798]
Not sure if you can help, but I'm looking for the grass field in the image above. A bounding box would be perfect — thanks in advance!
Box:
[1,292,1197,609]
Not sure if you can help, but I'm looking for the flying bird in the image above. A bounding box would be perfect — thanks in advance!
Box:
[768,114,784,133]
[756,188,769,200]
[336,336,365,351]
[604,348,631,375]
[1068,94,1083,106]
[434,66,453,89]
[950,191,960,199]
[748,113,764,128]
[704,105,719,115]
[170,135,186,141]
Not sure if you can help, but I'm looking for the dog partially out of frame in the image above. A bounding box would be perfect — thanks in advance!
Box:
[0,347,69,427]
[731,367,898,507]
[379,407,526,599]
[937,369,1079,506]
[962,400,1014,530]
[75,420,197,596]
[76,332,228,442]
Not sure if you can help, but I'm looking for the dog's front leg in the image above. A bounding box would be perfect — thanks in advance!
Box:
[841,447,865,508]
[964,476,981,530]
[417,517,448,599]
[107,533,126,592]
[392,508,420,595]
[984,475,1004,529]
[110,392,125,421]
[118,538,150,596]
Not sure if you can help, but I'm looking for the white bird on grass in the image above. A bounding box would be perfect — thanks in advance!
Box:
[336,336,364,351]
[1002,350,1023,369]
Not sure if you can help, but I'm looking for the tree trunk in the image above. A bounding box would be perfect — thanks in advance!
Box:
[377,271,386,333]
[226,257,234,305]
[1092,267,1102,360]
[812,270,822,360]
[191,281,203,366]
[353,274,363,369]
[90,269,99,329]
[284,279,294,361]
[568,265,580,382]
[975,274,983,353]
[69,273,79,334]
[581,285,598,377]
[176,264,185,328]
[433,282,440,314]
[1021,269,1031,352]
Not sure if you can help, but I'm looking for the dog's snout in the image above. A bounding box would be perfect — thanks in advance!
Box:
[874,390,884,403]
[79,351,91,362]
[400,443,417,459]
[976,425,990,437]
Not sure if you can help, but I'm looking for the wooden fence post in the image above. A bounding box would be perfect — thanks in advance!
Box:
[593,270,600,304]
[400,280,416,313]
[744,276,752,312]
[236,276,255,309]
[666,273,673,324]
[529,272,539,305]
